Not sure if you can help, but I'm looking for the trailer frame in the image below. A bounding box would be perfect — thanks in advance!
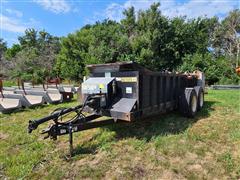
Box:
[28,62,205,156]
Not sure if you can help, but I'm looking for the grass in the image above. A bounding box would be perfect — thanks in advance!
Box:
[0,90,240,179]
[2,80,17,87]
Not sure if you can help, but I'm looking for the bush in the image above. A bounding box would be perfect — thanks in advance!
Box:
[2,80,17,87]
[217,74,240,85]
[178,53,240,85]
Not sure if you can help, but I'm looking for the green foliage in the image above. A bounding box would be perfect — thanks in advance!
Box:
[56,3,218,80]
[121,6,136,37]
[1,5,239,85]
[178,53,240,85]
[3,29,60,83]
[5,44,21,60]
[2,80,16,87]
[18,28,38,48]
[0,38,7,60]
[56,20,133,81]
[211,9,240,68]
[0,39,7,49]
[55,29,90,81]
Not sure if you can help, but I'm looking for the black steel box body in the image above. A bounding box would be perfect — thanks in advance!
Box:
[87,62,197,121]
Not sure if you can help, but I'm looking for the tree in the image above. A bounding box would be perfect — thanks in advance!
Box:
[211,10,240,68]
[3,4,237,85]
[131,3,171,70]
[7,29,60,82]
[0,39,11,77]
[178,53,239,85]
[18,28,38,48]
[223,9,240,68]
[37,30,60,71]
[121,7,136,38]
[55,3,226,80]
[0,39,7,61]
[5,44,21,60]
[56,30,90,81]
[56,19,132,81]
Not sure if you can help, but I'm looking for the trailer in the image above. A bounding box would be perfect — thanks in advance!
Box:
[28,62,205,155]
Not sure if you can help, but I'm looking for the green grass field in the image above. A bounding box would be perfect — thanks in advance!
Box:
[0,90,240,179]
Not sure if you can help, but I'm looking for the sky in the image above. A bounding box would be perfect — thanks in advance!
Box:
[0,0,239,47]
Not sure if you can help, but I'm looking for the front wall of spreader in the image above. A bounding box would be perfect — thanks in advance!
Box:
[90,71,139,100]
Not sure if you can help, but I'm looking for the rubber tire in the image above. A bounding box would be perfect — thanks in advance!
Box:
[179,88,198,118]
[194,86,204,111]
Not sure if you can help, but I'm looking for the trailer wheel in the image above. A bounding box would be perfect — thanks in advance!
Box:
[179,88,198,118]
[194,86,204,111]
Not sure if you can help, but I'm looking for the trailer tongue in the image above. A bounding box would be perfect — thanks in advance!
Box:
[28,94,116,155]
[28,62,205,156]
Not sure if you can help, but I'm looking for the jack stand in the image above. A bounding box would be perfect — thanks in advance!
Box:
[69,124,73,157]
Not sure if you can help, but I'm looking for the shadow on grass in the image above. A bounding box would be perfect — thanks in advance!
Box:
[73,101,216,155]
[109,100,216,141]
